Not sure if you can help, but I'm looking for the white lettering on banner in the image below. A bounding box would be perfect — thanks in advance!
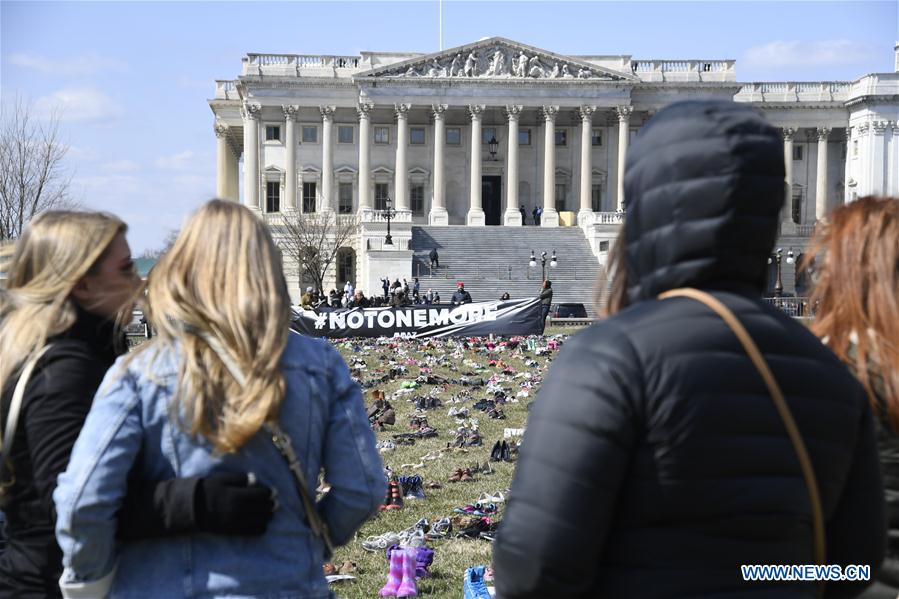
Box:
[314,303,505,331]
[429,310,452,326]
[377,311,395,328]
[346,312,364,328]
[395,310,413,328]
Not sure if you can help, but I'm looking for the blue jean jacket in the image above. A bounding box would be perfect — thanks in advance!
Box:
[53,331,385,598]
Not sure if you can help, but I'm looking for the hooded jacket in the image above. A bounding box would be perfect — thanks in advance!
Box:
[493,101,885,598]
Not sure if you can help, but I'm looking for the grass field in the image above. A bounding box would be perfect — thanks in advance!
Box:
[326,331,577,598]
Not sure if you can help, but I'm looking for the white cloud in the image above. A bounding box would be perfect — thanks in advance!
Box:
[73,174,141,195]
[155,150,197,171]
[744,40,876,69]
[102,160,140,173]
[8,52,126,77]
[33,87,123,123]
[67,145,97,161]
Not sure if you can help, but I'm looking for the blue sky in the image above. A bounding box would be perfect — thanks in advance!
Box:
[2,0,897,254]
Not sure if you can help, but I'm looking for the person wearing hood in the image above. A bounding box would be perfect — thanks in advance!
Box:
[493,100,884,598]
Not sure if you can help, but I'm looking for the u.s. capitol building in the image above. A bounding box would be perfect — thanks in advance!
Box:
[208,37,899,303]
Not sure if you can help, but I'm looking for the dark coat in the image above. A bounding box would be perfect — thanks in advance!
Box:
[493,101,885,598]
[0,308,199,597]
[451,289,472,305]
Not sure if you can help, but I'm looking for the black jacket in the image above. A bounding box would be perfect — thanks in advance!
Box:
[451,289,472,305]
[0,308,199,597]
[493,101,885,598]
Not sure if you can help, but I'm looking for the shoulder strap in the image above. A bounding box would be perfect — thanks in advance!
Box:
[659,288,826,567]
[2,345,54,464]
[194,330,335,555]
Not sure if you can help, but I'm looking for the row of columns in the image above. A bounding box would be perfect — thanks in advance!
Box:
[782,126,830,223]
[229,102,634,224]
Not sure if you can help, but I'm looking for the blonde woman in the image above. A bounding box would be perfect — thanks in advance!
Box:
[54,200,385,597]
[0,211,275,598]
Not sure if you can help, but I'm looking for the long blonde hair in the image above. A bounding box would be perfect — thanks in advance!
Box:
[804,196,899,429]
[144,199,290,453]
[0,211,126,389]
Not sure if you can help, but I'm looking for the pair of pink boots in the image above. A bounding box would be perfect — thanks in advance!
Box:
[379,546,418,597]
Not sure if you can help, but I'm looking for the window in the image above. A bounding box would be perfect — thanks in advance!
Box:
[446,127,461,145]
[482,127,497,145]
[375,183,389,210]
[265,125,281,141]
[410,184,424,215]
[555,129,567,147]
[374,126,390,144]
[555,183,567,212]
[793,145,803,161]
[338,126,354,144]
[338,182,353,214]
[302,182,316,213]
[599,241,610,252]
[518,129,531,146]
[266,181,280,213]
[591,184,602,212]
[338,251,354,286]
[302,126,318,143]
[791,186,803,224]
[410,127,426,145]
[852,139,858,157]
[591,129,602,146]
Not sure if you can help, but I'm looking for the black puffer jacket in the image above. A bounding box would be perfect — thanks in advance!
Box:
[493,101,885,598]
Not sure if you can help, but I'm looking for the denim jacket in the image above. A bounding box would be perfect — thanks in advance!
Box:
[54,331,385,598]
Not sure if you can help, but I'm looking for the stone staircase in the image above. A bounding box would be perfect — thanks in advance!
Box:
[408,226,606,316]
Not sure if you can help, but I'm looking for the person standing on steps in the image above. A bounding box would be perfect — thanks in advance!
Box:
[538,280,553,334]
[429,248,439,270]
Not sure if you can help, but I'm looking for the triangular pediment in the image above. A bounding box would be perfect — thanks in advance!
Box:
[360,37,636,82]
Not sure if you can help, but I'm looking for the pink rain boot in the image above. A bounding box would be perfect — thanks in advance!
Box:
[379,548,404,597]
[396,547,419,598]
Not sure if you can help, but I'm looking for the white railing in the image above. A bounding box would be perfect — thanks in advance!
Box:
[794,224,816,237]
[243,53,362,76]
[595,211,625,224]
[735,82,850,103]
[214,80,238,100]
[763,297,812,318]
[630,59,736,82]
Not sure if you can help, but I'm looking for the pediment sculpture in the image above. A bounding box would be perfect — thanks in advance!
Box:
[379,43,614,80]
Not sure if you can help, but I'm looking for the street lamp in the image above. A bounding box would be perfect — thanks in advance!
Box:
[529,249,558,280]
[382,196,396,246]
[767,247,795,298]
[488,135,499,161]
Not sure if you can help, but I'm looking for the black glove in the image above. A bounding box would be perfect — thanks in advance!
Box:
[195,472,275,536]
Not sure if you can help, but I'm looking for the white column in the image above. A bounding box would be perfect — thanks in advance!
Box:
[783,128,795,225]
[394,103,410,211]
[357,103,372,215]
[242,103,261,210]
[541,105,559,227]
[320,106,335,212]
[467,104,486,226]
[578,105,596,226]
[215,122,230,200]
[283,106,298,210]
[815,126,830,222]
[430,104,449,225]
[504,105,523,226]
[615,105,632,212]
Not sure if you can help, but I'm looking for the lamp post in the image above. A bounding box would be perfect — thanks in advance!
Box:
[488,135,498,161]
[529,249,557,280]
[767,247,795,298]
[382,196,396,246]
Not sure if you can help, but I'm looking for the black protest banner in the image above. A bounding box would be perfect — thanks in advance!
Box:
[291,298,544,339]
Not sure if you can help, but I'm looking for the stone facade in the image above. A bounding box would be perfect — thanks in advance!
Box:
[209,37,899,301]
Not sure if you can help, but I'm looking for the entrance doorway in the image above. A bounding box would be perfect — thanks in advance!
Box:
[482,176,502,225]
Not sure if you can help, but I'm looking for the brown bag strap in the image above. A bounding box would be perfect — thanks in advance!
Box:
[659,288,826,567]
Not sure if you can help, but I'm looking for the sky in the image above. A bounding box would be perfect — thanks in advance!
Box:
[2,0,897,255]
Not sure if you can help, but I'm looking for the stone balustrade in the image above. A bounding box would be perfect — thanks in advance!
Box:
[214,80,238,100]
[595,212,625,224]
[794,224,816,237]
[242,53,362,77]
[630,59,736,82]
[734,82,850,103]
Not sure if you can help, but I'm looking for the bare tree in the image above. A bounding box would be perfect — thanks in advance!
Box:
[277,211,358,295]
[137,229,180,260]
[0,100,73,241]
